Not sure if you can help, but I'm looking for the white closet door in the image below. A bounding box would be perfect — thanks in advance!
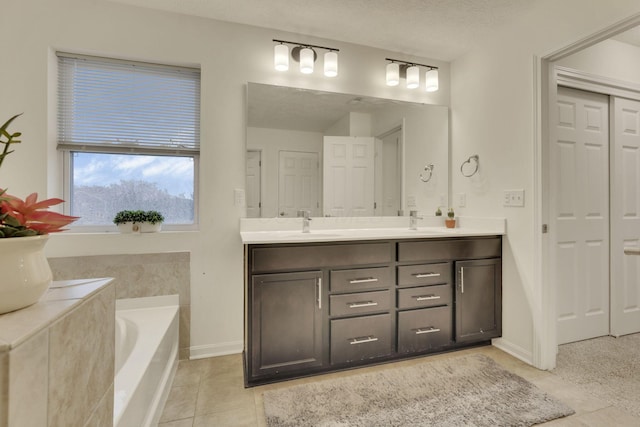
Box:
[553,87,610,345]
[611,97,640,337]
[323,136,375,217]
[278,151,319,217]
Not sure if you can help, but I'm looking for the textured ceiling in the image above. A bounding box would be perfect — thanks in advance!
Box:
[106,0,536,61]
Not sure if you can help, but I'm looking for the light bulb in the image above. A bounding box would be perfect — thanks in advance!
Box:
[406,65,419,89]
[425,69,439,92]
[386,63,399,86]
[324,51,338,77]
[300,47,314,74]
[274,44,289,71]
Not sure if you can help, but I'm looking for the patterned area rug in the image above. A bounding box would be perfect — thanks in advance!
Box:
[263,354,574,426]
[553,333,640,416]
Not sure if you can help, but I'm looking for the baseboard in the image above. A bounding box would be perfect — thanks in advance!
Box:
[492,337,534,366]
[189,340,243,360]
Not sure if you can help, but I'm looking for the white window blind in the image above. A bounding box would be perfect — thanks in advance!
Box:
[57,53,200,155]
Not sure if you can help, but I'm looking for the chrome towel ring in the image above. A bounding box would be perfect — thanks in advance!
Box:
[420,164,434,182]
[460,155,479,177]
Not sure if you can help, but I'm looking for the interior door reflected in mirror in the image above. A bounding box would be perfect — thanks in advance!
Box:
[246,83,449,218]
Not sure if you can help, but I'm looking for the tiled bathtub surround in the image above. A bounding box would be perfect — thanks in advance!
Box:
[48,252,191,359]
[0,278,115,427]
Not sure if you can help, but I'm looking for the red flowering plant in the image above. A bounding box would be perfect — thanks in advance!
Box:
[0,114,78,237]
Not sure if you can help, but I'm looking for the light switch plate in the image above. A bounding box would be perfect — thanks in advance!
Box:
[458,193,466,207]
[503,189,525,207]
[234,188,245,207]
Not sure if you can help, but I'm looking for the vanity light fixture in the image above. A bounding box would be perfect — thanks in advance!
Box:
[386,62,400,86]
[272,39,339,77]
[299,47,314,74]
[274,43,289,71]
[385,58,439,91]
[425,68,439,92]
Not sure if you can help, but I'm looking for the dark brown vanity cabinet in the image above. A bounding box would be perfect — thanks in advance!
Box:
[328,266,394,365]
[396,262,454,353]
[245,236,502,386]
[455,258,502,343]
[396,237,502,349]
[250,271,323,378]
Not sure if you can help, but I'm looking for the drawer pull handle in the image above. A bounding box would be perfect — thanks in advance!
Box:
[348,301,379,309]
[349,277,379,284]
[416,295,440,301]
[413,272,440,278]
[415,327,441,335]
[349,336,379,345]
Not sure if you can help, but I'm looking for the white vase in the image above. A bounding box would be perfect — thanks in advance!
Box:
[0,235,52,314]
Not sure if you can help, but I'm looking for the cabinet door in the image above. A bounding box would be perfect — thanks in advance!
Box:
[250,271,324,377]
[455,258,502,343]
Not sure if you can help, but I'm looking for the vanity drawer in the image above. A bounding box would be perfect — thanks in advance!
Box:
[397,263,451,287]
[397,284,451,309]
[251,242,393,273]
[330,313,392,364]
[330,290,391,317]
[330,266,392,292]
[397,237,501,262]
[398,306,452,353]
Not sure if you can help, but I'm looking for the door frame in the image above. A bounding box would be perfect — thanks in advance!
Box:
[246,149,263,218]
[376,125,404,216]
[537,13,640,369]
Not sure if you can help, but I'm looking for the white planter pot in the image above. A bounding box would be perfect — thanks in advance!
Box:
[117,222,136,233]
[0,235,52,314]
[140,222,162,233]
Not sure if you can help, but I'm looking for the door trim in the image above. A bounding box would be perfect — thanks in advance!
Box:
[538,14,640,369]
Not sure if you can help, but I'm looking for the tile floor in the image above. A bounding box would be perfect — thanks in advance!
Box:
[158,345,639,426]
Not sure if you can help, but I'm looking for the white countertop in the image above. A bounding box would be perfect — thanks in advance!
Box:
[240,216,505,244]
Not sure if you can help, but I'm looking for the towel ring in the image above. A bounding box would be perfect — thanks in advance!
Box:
[420,164,434,182]
[460,155,479,177]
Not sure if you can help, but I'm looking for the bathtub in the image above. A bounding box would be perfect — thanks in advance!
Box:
[114,295,179,427]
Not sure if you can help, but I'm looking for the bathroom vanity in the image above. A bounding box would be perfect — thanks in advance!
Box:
[242,222,503,386]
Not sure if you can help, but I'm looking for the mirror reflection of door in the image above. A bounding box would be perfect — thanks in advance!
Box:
[379,128,402,216]
[278,151,320,217]
[323,136,375,217]
[246,150,262,218]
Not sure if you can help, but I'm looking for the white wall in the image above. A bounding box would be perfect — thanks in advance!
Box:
[451,0,640,365]
[0,0,449,358]
[372,104,449,216]
[556,38,640,83]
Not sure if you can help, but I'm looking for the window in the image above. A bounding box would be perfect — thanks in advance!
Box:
[57,53,200,228]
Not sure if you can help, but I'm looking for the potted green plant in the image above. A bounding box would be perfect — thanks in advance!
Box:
[140,210,164,233]
[113,210,145,233]
[113,209,164,233]
[0,114,79,313]
[435,207,442,216]
[445,208,456,228]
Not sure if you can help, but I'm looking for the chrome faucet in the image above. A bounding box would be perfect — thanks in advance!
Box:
[409,210,422,230]
[298,210,312,233]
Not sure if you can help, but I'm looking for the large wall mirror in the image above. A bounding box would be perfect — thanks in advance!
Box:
[246,83,449,218]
